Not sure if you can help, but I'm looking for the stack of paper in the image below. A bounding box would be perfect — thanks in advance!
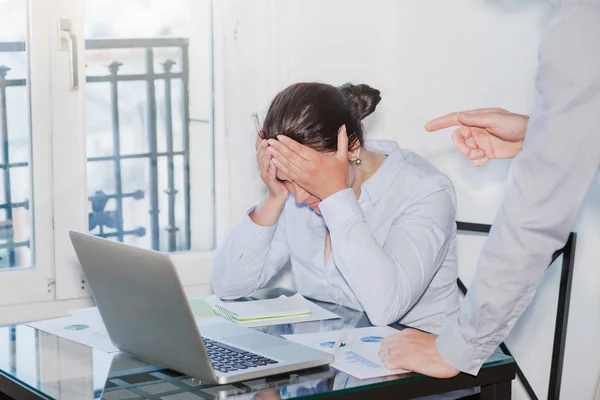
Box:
[212,295,311,323]
[202,293,340,328]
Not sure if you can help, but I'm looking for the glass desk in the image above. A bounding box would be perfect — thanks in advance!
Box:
[0,289,516,399]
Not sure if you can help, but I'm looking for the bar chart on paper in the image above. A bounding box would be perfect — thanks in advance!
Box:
[345,351,382,369]
[283,326,408,379]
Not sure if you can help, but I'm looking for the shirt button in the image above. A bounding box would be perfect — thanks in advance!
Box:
[475,358,484,364]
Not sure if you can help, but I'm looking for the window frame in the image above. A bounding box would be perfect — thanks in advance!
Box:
[0,0,223,310]
[50,0,89,301]
[52,0,220,300]
[0,0,57,306]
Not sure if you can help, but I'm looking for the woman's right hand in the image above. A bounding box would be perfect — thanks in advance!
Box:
[256,135,288,200]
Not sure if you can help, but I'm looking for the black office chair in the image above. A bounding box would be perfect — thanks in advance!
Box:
[456,222,576,400]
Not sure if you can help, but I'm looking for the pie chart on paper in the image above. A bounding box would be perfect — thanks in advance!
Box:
[64,324,90,331]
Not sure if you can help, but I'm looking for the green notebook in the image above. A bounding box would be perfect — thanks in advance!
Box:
[212,296,312,323]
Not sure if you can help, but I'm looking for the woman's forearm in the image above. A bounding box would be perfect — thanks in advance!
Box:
[250,194,287,227]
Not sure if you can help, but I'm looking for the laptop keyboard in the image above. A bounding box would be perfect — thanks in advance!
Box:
[202,338,278,373]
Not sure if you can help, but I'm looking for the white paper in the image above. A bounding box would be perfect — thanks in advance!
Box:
[282,326,407,379]
[27,314,119,353]
[202,293,341,328]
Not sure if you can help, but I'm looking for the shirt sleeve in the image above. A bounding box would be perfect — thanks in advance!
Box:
[436,2,600,375]
[318,181,457,326]
[211,204,290,299]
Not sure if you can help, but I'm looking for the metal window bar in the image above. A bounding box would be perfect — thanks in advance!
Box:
[145,47,161,251]
[163,59,178,251]
[0,38,192,268]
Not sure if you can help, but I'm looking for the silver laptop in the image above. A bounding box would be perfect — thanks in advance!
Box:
[69,231,333,384]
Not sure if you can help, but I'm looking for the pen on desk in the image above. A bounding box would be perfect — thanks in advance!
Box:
[332,332,347,355]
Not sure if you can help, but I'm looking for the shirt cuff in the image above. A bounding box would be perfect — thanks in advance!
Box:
[435,316,491,376]
[236,206,279,251]
[318,188,364,231]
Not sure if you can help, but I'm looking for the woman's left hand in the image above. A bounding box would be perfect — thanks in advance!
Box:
[267,125,350,200]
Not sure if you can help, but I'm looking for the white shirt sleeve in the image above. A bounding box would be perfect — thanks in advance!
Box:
[436,1,600,375]
[211,206,290,299]
[319,181,457,326]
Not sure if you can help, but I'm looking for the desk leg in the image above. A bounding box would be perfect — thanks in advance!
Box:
[480,381,512,400]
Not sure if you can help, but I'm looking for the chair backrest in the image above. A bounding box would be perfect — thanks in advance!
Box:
[456,221,576,400]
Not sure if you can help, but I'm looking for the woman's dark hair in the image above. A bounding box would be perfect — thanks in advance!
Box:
[260,82,382,152]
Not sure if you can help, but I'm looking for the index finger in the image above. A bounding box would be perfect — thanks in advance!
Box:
[425,108,507,132]
[425,112,462,132]
[267,140,307,171]
[276,135,315,161]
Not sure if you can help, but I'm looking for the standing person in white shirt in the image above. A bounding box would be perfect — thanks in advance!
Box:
[212,82,460,333]
[378,0,600,384]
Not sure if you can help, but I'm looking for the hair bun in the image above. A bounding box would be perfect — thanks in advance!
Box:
[339,83,382,120]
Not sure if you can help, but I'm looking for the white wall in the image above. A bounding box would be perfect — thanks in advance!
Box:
[216,0,600,398]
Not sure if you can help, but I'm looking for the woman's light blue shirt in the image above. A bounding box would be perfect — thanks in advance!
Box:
[212,139,459,333]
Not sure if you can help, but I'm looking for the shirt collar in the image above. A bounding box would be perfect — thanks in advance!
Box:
[358,139,406,207]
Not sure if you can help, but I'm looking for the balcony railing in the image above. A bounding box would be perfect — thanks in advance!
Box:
[0,38,191,268]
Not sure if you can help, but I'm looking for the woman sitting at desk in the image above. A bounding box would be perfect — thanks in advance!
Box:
[212,82,459,332]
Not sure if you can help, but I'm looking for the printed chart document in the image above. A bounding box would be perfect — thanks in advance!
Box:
[27,312,119,353]
[202,293,341,328]
[283,326,407,379]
